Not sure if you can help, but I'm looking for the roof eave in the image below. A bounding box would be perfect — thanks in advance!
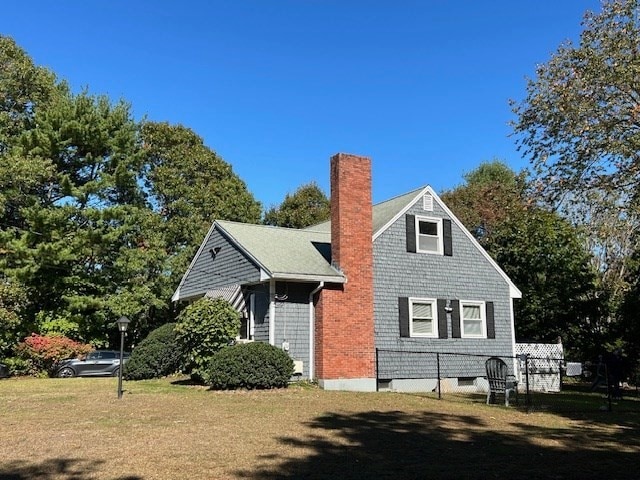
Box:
[268,272,346,284]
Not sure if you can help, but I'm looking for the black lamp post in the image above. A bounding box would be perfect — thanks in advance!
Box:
[116,316,130,399]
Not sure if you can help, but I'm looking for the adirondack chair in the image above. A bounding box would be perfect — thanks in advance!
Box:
[485,357,518,406]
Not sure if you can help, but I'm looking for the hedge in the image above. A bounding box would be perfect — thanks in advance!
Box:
[123,323,182,380]
[204,342,294,390]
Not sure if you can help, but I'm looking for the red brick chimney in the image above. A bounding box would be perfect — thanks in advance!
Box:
[314,153,376,391]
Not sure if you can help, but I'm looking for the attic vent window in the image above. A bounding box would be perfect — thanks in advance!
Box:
[423,194,434,211]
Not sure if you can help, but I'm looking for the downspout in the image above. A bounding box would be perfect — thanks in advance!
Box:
[269,280,276,346]
[308,281,324,381]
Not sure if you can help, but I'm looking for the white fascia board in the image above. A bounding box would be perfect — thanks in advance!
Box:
[270,272,346,283]
[428,186,522,299]
[372,186,522,299]
[372,187,429,242]
[171,220,220,303]
[171,292,206,304]
[260,269,272,281]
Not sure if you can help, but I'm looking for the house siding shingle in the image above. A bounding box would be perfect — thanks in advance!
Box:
[252,283,270,343]
[273,282,315,378]
[178,228,261,300]
[373,197,514,380]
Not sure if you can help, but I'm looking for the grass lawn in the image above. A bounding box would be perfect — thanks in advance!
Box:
[1,377,638,480]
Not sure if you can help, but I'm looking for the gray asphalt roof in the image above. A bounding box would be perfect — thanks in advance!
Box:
[183,185,520,298]
[307,187,425,235]
[216,188,425,283]
[216,220,345,282]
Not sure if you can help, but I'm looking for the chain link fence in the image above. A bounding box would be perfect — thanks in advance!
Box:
[375,349,640,413]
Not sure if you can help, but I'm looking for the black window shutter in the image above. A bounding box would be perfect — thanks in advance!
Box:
[406,215,416,253]
[451,299,461,338]
[399,297,410,337]
[437,299,448,339]
[486,302,495,339]
[443,219,453,256]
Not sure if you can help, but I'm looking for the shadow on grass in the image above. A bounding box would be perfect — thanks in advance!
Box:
[237,409,640,480]
[520,384,640,430]
[0,458,142,480]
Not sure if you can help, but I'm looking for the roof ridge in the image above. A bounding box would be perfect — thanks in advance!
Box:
[372,186,427,207]
[217,219,319,233]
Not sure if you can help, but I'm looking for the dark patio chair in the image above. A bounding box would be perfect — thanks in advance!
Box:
[485,356,518,406]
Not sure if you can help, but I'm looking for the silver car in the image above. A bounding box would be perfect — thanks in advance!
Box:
[55,350,130,378]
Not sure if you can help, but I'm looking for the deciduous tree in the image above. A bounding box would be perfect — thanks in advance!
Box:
[442,162,601,357]
[511,0,640,212]
[511,0,640,357]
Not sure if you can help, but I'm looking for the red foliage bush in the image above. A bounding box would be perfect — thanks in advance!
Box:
[15,334,93,375]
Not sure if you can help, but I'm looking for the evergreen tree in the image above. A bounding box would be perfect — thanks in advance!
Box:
[263,182,329,228]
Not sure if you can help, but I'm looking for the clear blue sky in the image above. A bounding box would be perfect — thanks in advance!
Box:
[2,1,601,207]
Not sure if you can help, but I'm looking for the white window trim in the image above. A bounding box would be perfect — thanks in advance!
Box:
[460,300,487,339]
[409,297,438,338]
[415,215,443,255]
[249,293,255,339]
[236,293,255,342]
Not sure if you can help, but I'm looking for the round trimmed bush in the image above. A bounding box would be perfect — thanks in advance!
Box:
[123,323,182,380]
[204,342,294,390]
[174,298,241,381]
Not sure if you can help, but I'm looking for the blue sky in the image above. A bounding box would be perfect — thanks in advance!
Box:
[2,1,601,207]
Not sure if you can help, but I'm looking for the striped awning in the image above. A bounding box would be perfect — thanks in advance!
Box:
[204,284,247,315]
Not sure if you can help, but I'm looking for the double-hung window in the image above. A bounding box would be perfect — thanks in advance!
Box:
[416,216,442,254]
[409,298,438,337]
[406,214,452,256]
[461,301,486,338]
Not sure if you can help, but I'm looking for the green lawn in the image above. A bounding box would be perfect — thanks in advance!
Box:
[0,376,638,479]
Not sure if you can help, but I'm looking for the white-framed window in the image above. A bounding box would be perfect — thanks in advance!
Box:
[461,301,486,338]
[238,293,255,341]
[415,216,443,254]
[409,298,438,337]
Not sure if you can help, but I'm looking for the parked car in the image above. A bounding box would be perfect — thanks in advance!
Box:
[0,362,8,378]
[54,350,130,378]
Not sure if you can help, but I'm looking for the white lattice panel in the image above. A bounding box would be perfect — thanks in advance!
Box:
[515,343,564,392]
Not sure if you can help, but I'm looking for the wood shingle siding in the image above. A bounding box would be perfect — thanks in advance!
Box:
[373,194,514,376]
[175,228,261,301]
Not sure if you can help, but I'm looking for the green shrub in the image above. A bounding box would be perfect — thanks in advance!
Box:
[15,333,92,375]
[174,298,240,381]
[0,280,28,358]
[204,342,294,390]
[123,323,182,380]
[2,357,33,376]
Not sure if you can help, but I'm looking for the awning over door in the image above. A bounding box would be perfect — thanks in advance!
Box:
[204,284,247,315]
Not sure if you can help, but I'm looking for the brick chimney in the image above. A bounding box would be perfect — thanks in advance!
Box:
[314,153,376,391]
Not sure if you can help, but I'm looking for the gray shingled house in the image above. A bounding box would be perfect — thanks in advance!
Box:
[172,153,521,391]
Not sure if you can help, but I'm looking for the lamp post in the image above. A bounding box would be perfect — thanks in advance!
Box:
[116,316,130,399]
